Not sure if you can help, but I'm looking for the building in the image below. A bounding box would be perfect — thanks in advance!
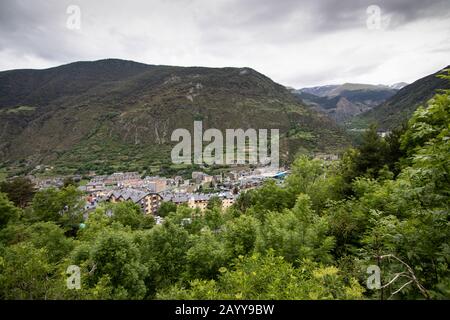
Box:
[220,193,237,209]
[161,191,236,212]
[213,175,223,184]
[32,177,64,190]
[107,188,162,215]
[314,153,339,161]
[377,130,392,138]
[143,176,167,192]
[86,180,106,193]
[174,176,184,185]
[105,172,141,187]
[202,175,214,185]
[192,172,205,184]
[225,171,238,181]
[188,194,210,211]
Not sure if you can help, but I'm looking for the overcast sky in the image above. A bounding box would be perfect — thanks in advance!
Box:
[0,0,449,88]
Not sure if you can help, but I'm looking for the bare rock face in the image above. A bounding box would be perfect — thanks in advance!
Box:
[292,83,398,124]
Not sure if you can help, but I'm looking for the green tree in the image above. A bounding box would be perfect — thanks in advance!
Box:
[223,215,259,258]
[0,242,53,299]
[75,229,148,299]
[256,195,335,265]
[137,221,191,293]
[243,180,294,220]
[0,177,36,208]
[203,207,224,231]
[30,186,84,230]
[185,230,228,280]
[0,193,21,229]
[286,156,344,211]
[234,190,255,212]
[157,201,177,217]
[27,222,75,263]
[63,177,77,188]
[107,201,153,230]
[384,124,407,175]
[207,196,222,210]
[353,124,388,178]
[157,253,364,300]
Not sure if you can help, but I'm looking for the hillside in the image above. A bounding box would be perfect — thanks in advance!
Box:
[0,59,349,175]
[292,83,398,123]
[352,66,450,130]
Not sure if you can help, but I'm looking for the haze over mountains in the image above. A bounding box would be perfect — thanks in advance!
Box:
[292,83,406,124]
[0,59,348,174]
[292,65,449,128]
[352,66,450,130]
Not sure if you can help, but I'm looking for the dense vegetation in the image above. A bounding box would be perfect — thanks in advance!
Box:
[0,73,449,300]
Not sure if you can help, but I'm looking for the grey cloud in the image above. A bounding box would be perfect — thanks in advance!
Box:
[0,0,449,87]
[0,0,86,62]
[195,0,450,37]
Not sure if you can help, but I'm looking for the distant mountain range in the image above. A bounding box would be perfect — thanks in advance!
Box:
[291,83,401,123]
[389,82,409,90]
[0,59,349,174]
[351,66,450,130]
[292,66,450,130]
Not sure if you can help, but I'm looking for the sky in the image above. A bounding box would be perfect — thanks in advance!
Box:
[0,0,449,88]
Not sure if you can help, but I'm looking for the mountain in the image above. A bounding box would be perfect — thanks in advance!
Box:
[291,83,398,124]
[298,85,340,97]
[389,82,408,90]
[352,66,450,130]
[0,59,349,175]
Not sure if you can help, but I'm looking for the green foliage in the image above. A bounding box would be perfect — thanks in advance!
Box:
[136,221,191,293]
[286,156,344,211]
[223,215,259,258]
[202,207,224,231]
[384,124,408,175]
[75,229,147,299]
[157,201,177,217]
[63,177,77,188]
[0,192,21,229]
[0,177,36,208]
[256,195,335,264]
[0,242,53,299]
[76,208,113,242]
[158,253,364,299]
[107,201,154,230]
[185,230,228,280]
[352,124,388,178]
[206,196,222,210]
[30,186,84,231]
[243,180,294,220]
[325,199,370,257]
[26,222,74,263]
